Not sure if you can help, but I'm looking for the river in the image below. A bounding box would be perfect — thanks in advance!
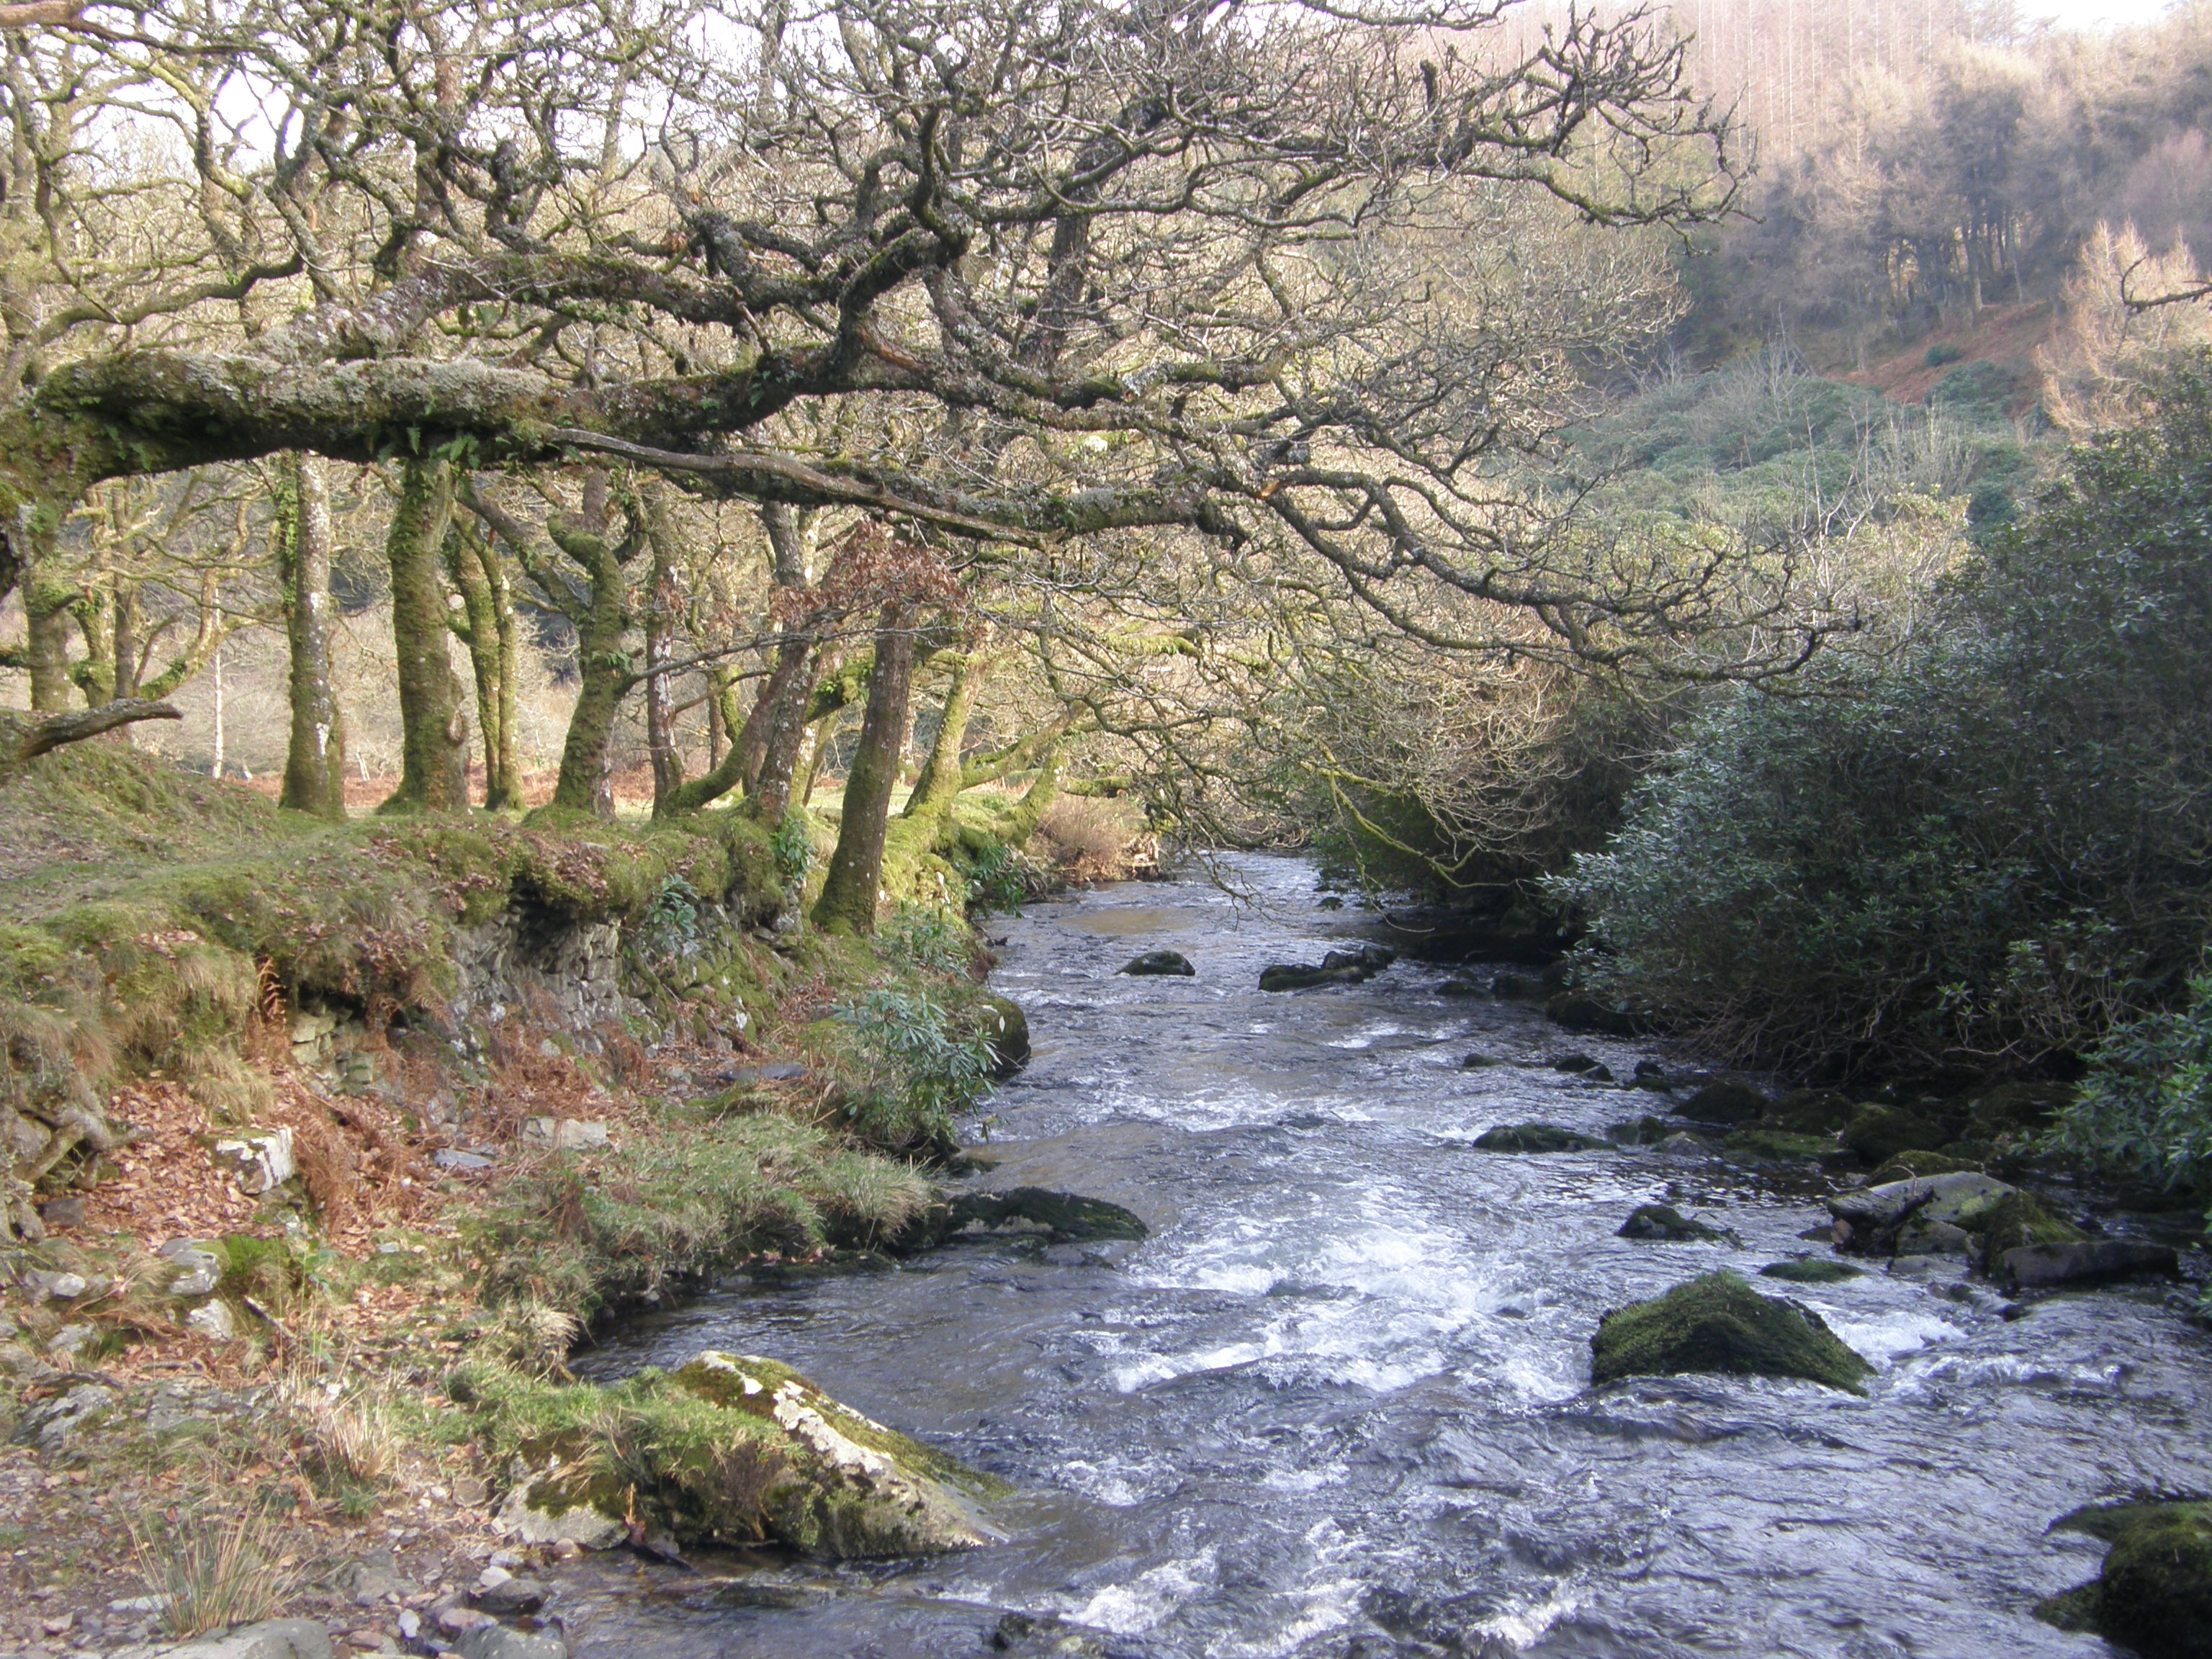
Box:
[567,855,2212,1658]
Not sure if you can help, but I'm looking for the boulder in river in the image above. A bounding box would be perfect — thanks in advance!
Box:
[2001,1238,2179,1288]
[2038,1501,2212,1659]
[1763,1089,1859,1135]
[1261,944,1394,991]
[1675,1080,1768,1126]
[1437,976,1485,997]
[936,1187,1149,1245]
[1617,1203,1726,1242]
[495,1352,1004,1559]
[1551,1053,1602,1074]
[1828,1170,2014,1236]
[1546,994,1641,1036]
[1120,950,1195,977]
[1758,1256,1864,1284]
[1589,1271,1871,1393]
[1840,1102,1952,1166]
[1473,1123,1609,1153]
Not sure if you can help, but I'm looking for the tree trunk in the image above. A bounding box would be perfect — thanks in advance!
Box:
[379,456,469,814]
[811,608,917,935]
[445,511,523,811]
[750,643,830,824]
[902,647,993,826]
[643,487,683,819]
[546,494,635,817]
[277,454,349,820]
[22,560,75,714]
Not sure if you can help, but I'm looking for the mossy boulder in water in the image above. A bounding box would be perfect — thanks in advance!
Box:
[1675,1080,1767,1125]
[1841,1103,1951,1166]
[938,1187,1148,1244]
[976,995,1030,1079]
[1589,1271,1871,1393]
[1120,950,1195,977]
[2038,1502,2212,1658]
[1722,1128,1845,1166]
[1759,1256,1864,1284]
[1473,1123,1609,1153]
[1865,1148,1983,1184]
[1617,1203,1725,1242]
[1763,1089,1858,1134]
[494,1352,1004,1559]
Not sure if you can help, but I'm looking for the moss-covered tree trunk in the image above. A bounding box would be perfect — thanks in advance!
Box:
[902,647,994,829]
[642,485,683,819]
[22,557,76,713]
[547,478,640,817]
[277,454,349,820]
[379,456,469,814]
[445,511,523,811]
[811,609,917,934]
[750,643,830,824]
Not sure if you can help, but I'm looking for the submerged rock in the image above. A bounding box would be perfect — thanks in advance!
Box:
[1617,1203,1725,1242]
[1259,963,1358,992]
[1120,950,1195,978]
[1589,1271,1871,1393]
[2001,1238,2179,1288]
[1473,1123,1609,1153]
[2039,1501,2212,1658]
[1550,1053,1603,1074]
[1437,976,1485,998]
[499,1352,1004,1559]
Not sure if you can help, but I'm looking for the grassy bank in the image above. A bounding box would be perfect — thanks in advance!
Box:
[0,731,1081,1650]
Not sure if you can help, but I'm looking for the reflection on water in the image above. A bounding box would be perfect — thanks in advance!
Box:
[567,855,2211,1658]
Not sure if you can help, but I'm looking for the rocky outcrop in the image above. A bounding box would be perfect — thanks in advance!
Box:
[1589,1271,1871,1393]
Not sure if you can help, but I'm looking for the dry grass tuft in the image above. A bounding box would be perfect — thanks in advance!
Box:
[1035,794,1147,881]
[129,1507,299,1639]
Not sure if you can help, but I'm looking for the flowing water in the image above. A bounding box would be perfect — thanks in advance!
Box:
[568,855,2212,1658]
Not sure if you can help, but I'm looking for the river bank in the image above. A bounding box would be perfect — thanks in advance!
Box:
[2,744,2209,1659]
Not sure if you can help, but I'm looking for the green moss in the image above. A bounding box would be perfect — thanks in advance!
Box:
[1590,1271,1872,1393]
[1763,1089,1858,1133]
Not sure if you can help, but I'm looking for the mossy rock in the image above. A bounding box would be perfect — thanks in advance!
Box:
[1606,1115,1676,1145]
[1842,1103,1951,1166]
[1965,1079,2075,1140]
[1676,1080,1768,1125]
[1758,1256,1864,1284]
[1865,1148,1983,1184]
[1546,994,1640,1036]
[976,995,1030,1079]
[932,1187,1148,1245]
[1722,1128,1843,1165]
[1617,1202,1725,1242]
[1120,950,1195,977]
[493,1352,1004,1559]
[1473,1123,1609,1153]
[1589,1271,1871,1393]
[2037,1502,2212,1658]
[1763,1089,1858,1135]
[1970,1190,2085,1255]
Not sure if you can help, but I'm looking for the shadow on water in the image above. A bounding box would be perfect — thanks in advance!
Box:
[565,855,2211,1658]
